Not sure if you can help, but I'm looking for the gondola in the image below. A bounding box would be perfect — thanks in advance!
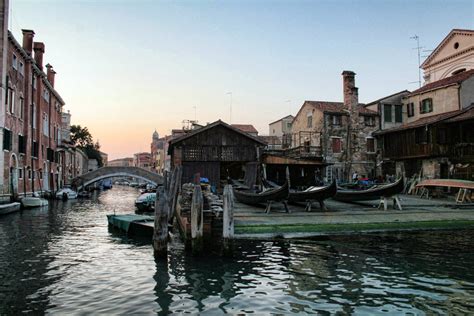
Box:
[288,180,337,205]
[233,181,290,213]
[333,177,404,202]
[233,181,289,205]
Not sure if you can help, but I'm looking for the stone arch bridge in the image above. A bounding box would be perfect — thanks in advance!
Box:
[72,166,163,190]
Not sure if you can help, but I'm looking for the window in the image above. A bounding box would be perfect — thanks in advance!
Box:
[407,103,415,117]
[330,115,342,126]
[366,137,375,153]
[364,116,375,126]
[383,104,392,122]
[32,75,36,90]
[420,98,433,114]
[3,129,12,151]
[331,137,342,153]
[18,168,23,179]
[18,135,26,154]
[19,97,24,120]
[19,61,24,76]
[12,54,18,70]
[32,141,39,158]
[28,169,32,180]
[307,115,312,128]
[43,113,49,136]
[32,103,37,128]
[394,105,403,123]
[286,122,292,129]
[43,89,50,102]
[8,89,15,114]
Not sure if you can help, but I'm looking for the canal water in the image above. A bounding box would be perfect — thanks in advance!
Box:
[1,186,474,314]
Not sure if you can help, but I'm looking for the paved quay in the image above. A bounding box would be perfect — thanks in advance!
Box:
[233,195,474,238]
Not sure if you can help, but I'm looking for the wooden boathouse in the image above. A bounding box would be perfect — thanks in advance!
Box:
[168,120,267,190]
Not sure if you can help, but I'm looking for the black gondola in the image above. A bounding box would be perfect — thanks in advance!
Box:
[233,181,290,213]
[333,177,404,202]
[288,180,337,211]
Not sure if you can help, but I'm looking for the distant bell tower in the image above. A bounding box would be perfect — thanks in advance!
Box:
[152,130,159,142]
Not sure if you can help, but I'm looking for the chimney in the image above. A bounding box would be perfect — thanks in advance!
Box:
[46,63,56,87]
[342,70,358,109]
[22,29,35,55]
[33,42,45,70]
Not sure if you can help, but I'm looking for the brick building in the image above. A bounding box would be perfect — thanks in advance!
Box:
[133,152,152,170]
[1,27,65,197]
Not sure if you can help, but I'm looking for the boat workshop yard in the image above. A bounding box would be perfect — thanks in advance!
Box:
[233,195,474,238]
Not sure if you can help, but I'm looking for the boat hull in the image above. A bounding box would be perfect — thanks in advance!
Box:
[333,178,404,202]
[0,202,21,215]
[21,197,49,208]
[288,181,337,203]
[233,182,289,205]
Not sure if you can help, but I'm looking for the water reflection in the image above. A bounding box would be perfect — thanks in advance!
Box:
[1,186,474,314]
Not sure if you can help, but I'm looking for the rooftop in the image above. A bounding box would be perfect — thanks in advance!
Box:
[408,69,474,96]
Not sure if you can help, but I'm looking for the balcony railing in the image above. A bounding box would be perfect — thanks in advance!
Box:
[285,145,322,158]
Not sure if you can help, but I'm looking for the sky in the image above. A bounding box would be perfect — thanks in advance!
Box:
[9,0,474,160]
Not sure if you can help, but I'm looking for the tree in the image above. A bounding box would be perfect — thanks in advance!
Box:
[70,125,93,147]
[70,125,103,167]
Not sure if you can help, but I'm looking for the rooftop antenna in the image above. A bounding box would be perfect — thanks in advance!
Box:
[410,35,423,88]
[226,92,232,123]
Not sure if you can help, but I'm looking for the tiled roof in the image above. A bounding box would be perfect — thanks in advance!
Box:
[365,90,410,106]
[408,69,474,96]
[269,115,294,125]
[375,105,474,135]
[304,101,378,116]
[231,124,259,134]
[421,29,474,68]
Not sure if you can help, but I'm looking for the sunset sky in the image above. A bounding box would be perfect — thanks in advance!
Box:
[9,0,474,160]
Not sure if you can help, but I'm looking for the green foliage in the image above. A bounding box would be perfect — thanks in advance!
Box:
[70,125,103,167]
[70,125,93,147]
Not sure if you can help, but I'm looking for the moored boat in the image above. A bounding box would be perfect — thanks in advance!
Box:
[0,202,21,215]
[288,180,337,203]
[55,188,78,200]
[233,181,289,205]
[333,177,404,202]
[21,197,49,208]
[135,192,156,213]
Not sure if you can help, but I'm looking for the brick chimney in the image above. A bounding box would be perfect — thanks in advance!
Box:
[46,63,56,87]
[342,70,359,109]
[22,29,35,55]
[33,42,45,70]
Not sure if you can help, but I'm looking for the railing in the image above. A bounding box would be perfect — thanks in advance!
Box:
[285,146,322,158]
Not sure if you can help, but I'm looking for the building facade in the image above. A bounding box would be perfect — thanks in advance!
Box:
[375,70,474,179]
[421,29,474,85]
[108,157,134,167]
[0,27,66,197]
[291,71,379,182]
[133,152,152,170]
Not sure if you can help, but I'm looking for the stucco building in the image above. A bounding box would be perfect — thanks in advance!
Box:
[422,29,474,85]
[291,71,379,182]
[108,157,133,167]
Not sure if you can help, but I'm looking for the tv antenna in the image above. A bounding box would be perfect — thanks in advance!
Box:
[410,35,423,88]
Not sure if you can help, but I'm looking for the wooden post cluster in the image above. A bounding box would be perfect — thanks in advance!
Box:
[190,184,204,255]
[153,172,170,258]
[222,184,234,255]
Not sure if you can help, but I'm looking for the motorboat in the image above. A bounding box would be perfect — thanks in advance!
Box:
[55,188,78,200]
[0,202,21,215]
[135,192,156,213]
[21,196,49,208]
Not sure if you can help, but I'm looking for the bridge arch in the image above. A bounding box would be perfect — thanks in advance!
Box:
[72,166,163,190]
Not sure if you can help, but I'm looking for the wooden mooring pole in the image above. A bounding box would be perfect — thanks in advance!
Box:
[153,172,170,258]
[191,184,203,255]
[222,184,234,256]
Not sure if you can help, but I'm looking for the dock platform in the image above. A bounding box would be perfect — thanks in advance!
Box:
[234,194,474,239]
